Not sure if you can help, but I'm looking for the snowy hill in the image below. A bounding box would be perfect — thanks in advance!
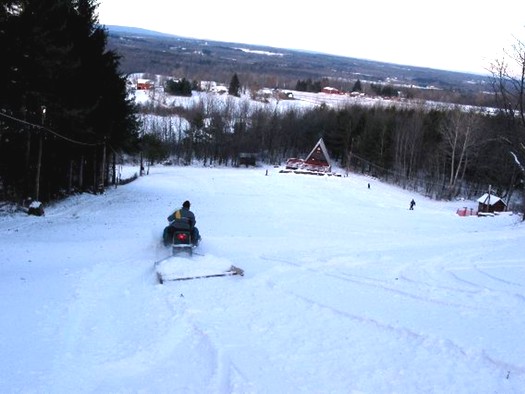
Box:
[1,166,524,393]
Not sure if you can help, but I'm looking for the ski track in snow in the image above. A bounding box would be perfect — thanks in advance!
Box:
[260,255,525,377]
[1,166,525,393]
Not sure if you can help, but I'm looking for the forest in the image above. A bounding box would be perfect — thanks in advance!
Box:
[1,1,525,218]
[136,87,523,208]
[0,0,138,204]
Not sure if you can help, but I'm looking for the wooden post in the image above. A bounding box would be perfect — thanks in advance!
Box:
[100,140,106,190]
[67,160,73,193]
[93,149,97,193]
[112,151,116,187]
[486,185,491,212]
[25,130,32,195]
[34,133,43,201]
[79,155,84,190]
[35,106,46,201]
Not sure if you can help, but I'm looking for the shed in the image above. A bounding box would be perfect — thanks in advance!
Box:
[239,153,257,167]
[477,193,506,213]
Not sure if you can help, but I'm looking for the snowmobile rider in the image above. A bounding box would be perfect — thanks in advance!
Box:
[163,200,200,246]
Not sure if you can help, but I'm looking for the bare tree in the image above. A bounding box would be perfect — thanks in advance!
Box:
[490,35,525,217]
[393,108,425,185]
[439,107,482,198]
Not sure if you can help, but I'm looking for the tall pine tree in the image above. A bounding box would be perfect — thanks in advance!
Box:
[0,0,138,201]
[228,73,241,97]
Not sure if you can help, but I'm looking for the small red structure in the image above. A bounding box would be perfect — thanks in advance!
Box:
[456,207,477,217]
[137,79,154,90]
[284,138,332,173]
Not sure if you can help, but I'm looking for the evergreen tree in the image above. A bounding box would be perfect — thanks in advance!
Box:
[165,78,192,96]
[0,0,138,201]
[295,79,307,91]
[228,73,241,97]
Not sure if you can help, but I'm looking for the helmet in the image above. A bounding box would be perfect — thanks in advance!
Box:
[183,200,190,209]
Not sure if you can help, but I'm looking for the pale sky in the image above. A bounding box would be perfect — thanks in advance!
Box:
[97,0,524,75]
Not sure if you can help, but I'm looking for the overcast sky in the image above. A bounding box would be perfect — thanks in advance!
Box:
[97,0,524,75]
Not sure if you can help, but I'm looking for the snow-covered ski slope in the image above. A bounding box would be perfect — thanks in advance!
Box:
[1,165,524,393]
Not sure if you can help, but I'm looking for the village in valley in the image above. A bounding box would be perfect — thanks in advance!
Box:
[2,8,525,393]
[127,73,513,218]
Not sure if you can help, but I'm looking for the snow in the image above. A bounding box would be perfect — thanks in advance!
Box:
[477,193,504,204]
[1,165,524,393]
[28,200,42,209]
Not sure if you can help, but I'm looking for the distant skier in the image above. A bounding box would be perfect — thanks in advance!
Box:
[163,200,200,246]
[409,199,416,210]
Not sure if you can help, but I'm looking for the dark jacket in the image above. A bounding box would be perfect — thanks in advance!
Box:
[168,207,196,228]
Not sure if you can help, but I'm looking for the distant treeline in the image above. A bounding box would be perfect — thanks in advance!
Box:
[137,91,522,205]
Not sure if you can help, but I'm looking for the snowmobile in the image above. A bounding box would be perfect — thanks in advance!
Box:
[156,220,243,284]
[163,218,200,255]
[170,224,197,255]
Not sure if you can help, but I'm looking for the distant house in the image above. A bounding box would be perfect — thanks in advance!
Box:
[279,90,294,99]
[257,88,273,98]
[321,87,342,94]
[477,193,506,213]
[137,79,154,90]
[212,85,228,94]
[200,80,217,92]
[200,80,229,94]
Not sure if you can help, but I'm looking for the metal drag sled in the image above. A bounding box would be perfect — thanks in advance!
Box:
[155,232,244,284]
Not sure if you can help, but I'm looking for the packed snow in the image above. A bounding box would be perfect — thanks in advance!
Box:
[1,165,524,393]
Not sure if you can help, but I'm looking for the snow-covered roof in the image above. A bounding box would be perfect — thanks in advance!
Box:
[477,193,506,205]
[305,138,331,164]
[212,85,228,93]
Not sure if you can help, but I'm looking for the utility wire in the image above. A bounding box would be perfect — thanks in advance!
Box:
[0,110,102,147]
